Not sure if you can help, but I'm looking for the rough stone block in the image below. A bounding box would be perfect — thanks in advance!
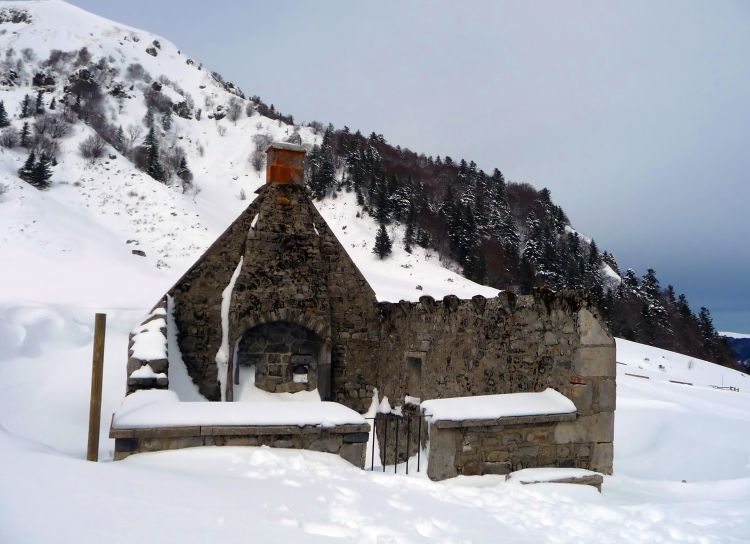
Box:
[597,379,616,411]
[482,461,511,475]
[590,442,614,475]
[339,442,366,468]
[553,412,614,444]
[573,346,616,377]
[578,309,613,346]
[308,436,341,453]
[568,383,593,411]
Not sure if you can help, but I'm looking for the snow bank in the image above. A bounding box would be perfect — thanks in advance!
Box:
[112,389,365,428]
[508,467,601,483]
[421,388,575,422]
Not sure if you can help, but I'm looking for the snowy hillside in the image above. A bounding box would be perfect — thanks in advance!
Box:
[0,0,494,308]
[2,3,750,542]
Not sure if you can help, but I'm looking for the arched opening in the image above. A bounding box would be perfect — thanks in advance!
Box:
[233,321,331,400]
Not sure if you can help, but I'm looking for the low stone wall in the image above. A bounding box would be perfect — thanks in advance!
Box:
[126,297,169,394]
[426,412,610,481]
[110,421,370,467]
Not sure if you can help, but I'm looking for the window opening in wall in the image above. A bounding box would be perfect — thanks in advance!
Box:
[406,355,423,398]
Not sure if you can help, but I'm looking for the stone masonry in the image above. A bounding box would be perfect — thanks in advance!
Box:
[124,142,616,478]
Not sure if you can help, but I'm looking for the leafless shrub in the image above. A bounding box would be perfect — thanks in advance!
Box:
[227,97,243,123]
[245,102,256,117]
[31,134,60,159]
[126,124,143,147]
[0,183,8,198]
[238,189,247,200]
[285,130,302,145]
[21,47,35,63]
[253,132,273,152]
[125,63,151,83]
[216,124,227,137]
[162,145,185,179]
[0,127,18,148]
[33,113,70,139]
[79,133,106,160]
[250,149,264,172]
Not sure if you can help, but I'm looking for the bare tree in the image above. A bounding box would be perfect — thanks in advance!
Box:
[126,124,143,147]
[0,127,18,148]
[79,133,106,160]
[226,97,242,124]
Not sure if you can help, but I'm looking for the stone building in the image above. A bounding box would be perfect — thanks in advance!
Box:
[113,142,616,479]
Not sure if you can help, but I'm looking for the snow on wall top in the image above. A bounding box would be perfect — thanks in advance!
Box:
[421,388,576,422]
[112,389,366,428]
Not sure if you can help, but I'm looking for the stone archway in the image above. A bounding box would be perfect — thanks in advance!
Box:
[233,321,331,399]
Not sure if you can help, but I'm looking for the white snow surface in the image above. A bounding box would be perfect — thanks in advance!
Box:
[112,389,365,429]
[2,2,750,543]
[129,315,167,361]
[128,363,165,380]
[422,388,576,421]
[508,467,601,483]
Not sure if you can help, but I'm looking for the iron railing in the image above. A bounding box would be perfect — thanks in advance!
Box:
[364,413,430,475]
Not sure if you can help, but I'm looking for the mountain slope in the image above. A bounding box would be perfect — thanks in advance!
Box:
[0,0,495,308]
[0,0,733,367]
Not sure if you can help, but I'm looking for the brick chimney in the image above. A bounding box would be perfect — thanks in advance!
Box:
[265,142,306,185]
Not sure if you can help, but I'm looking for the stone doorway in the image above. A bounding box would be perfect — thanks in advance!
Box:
[234,321,331,398]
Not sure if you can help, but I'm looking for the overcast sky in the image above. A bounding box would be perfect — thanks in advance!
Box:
[73,0,750,331]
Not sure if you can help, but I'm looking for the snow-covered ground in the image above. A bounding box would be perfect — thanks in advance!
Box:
[2,2,750,542]
[3,302,750,543]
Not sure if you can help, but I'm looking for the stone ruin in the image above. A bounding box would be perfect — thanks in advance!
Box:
[114,142,616,480]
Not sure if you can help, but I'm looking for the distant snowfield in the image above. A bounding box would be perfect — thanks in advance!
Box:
[2,1,750,542]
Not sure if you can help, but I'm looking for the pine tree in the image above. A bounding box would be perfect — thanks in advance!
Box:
[0,101,9,128]
[114,125,125,152]
[35,90,45,115]
[49,97,56,111]
[519,254,535,294]
[18,151,35,182]
[176,156,193,191]
[161,109,172,131]
[698,307,717,342]
[20,122,30,147]
[143,127,165,182]
[29,154,52,189]
[144,106,155,129]
[20,94,31,118]
[676,294,692,319]
[373,223,392,259]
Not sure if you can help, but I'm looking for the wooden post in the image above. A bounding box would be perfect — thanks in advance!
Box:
[86,313,106,462]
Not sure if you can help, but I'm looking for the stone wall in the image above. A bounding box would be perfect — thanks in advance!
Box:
[375,290,615,474]
[126,297,169,394]
[111,422,370,467]
[425,413,606,480]
[169,182,381,406]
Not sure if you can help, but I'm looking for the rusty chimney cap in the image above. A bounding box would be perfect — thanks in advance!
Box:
[264,142,306,185]
[264,142,306,154]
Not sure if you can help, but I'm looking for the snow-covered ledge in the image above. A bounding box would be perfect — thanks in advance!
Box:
[422,388,577,429]
[126,298,169,393]
[422,389,584,481]
[109,390,370,466]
